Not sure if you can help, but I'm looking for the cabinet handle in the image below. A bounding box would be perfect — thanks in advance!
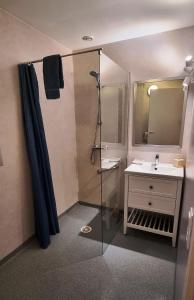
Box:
[149,185,153,190]
[148,202,152,206]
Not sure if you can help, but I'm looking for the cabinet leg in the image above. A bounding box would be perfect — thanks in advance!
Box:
[123,174,128,235]
[123,224,127,235]
[172,237,176,247]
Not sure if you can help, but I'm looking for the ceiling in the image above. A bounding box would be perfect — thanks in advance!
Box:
[1,0,194,50]
[102,26,194,80]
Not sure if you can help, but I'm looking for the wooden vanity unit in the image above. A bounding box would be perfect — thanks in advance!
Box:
[123,163,184,247]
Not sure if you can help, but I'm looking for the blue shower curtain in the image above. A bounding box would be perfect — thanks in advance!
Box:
[18,64,59,248]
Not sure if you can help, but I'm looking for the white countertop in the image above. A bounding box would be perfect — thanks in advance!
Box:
[125,162,184,179]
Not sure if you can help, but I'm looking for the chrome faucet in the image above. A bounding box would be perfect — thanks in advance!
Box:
[155,154,159,165]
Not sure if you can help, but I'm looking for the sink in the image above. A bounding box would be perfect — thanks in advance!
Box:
[125,162,184,178]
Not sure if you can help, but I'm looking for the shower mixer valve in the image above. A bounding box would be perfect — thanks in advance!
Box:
[92,144,104,150]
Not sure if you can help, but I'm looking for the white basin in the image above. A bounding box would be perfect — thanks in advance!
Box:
[125,162,184,178]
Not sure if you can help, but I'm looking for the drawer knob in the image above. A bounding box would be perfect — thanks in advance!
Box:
[148,202,152,206]
[149,185,153,190]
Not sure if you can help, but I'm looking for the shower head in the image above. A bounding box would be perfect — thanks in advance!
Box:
[89,70,99,80]
[89,70,100,88]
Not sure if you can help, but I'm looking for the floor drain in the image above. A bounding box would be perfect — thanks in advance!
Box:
[80,225,92,234]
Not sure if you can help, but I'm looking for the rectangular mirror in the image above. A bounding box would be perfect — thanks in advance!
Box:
[133,78,186,146]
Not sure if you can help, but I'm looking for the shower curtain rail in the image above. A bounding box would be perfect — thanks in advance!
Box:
[24,48,103,65]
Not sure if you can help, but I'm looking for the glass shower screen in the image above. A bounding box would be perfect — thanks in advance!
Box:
[100,53,129,253]
[73,50,103,260]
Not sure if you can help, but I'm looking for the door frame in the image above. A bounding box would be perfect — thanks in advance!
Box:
[182,213,194,300]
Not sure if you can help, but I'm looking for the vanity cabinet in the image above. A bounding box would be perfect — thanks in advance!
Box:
[124,167,183,247]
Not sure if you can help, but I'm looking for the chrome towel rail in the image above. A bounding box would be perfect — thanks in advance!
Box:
[97,164,119,174]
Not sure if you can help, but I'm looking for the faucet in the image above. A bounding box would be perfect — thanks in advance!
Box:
[155,154,159,165]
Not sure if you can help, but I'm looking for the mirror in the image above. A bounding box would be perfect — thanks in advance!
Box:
[133,78,185,146]
[101,84,125,144]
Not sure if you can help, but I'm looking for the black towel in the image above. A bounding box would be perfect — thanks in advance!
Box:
[43,54,64,99]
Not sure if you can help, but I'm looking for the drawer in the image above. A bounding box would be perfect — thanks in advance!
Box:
[128,175,177,198]
[128,192,175,215]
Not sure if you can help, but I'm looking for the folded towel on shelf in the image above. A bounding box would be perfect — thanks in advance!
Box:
[43,54,64,99]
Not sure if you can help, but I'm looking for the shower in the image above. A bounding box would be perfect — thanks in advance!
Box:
[89,70,102,165]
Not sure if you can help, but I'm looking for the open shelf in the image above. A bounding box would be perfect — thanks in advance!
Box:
[127,208,173,237]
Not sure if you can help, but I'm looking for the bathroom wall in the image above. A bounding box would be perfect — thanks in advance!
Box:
[0,9,78,259]
[101,26,194,163]
[100,54,129,208]
[101,54,129,156]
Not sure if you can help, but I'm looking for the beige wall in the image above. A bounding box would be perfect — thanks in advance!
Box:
[100,54,129,209]
[0,9,78,259]
[101,26,194,163]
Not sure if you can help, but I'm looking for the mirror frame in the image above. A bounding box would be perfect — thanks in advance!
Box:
[132,76,187,148]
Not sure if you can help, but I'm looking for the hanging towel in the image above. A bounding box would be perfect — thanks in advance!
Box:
[43,54,64,99]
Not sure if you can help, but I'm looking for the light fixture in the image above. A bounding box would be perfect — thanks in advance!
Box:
[183,55,194,91]
[185,55,193,67]
[147,85,158,96]
[184,55,194,73]
[82,35,94,41]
